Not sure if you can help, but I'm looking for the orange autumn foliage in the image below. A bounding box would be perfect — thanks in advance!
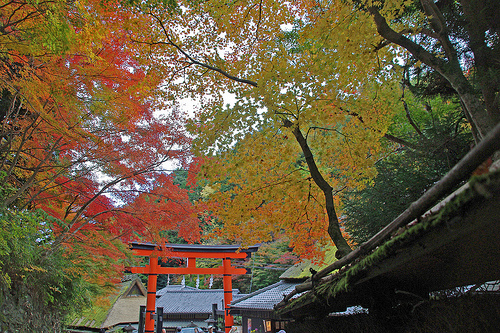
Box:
[1,0,202,286]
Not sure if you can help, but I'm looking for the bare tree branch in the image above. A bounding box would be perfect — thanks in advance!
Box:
[149,13,258,87]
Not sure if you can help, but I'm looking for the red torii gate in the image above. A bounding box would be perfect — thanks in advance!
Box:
[127,242,259,333]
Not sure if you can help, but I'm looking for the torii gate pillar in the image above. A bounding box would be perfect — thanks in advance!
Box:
[223,258,234,329]
[145,255,158,330]
[128,243,259,333]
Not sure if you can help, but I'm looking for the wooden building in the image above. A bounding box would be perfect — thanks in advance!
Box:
[156,285,245,331]
[229,247,338,333]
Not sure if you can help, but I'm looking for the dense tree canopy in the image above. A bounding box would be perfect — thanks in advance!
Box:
[145,0,497,257]
[341,94,473,242]
[1,1,201,329]
[175,0,402,258]
[1,0,200,240]
[1,0,498,328]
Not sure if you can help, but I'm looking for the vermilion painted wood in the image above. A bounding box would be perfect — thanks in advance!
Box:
[127,243,259,333]
[132,248,250,258]
[129,266,247,275]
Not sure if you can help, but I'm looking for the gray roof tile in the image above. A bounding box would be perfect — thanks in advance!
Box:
[230,281,298,310]
[157,285,199,296]
[156,288,242,314]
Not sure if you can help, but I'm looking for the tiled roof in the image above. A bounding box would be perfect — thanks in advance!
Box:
[227,246,337,313]
[230,281,298,311]
[156,288,243,314]
[162,320,208,328]
[157,285,199,296]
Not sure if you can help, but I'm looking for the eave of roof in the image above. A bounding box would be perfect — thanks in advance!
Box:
[230,281,299,311]
[130,242,260,254]
[156,288,242,313]
[277,168,500,318]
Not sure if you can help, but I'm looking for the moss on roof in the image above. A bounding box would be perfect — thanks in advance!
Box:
[279,245,338,280]
[278,170,500,314]
[69,279,136,328]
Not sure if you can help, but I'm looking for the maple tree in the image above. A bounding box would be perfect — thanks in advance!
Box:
[1,1,204,329]
[1,0,201,246]
[131,0,498,259]
[151,0,403,258]
[114,0,388,257]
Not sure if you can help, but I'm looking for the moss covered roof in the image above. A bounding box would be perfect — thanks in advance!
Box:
[69,277,146,329]
[279,245,338,280]
[277,169,500,317]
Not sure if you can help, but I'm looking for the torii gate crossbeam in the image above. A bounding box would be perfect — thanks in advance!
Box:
[127,242,259,333]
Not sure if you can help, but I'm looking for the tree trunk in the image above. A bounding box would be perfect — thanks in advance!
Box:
[283,119,353,258]
[460,0,500,126]
[367,5,497,141]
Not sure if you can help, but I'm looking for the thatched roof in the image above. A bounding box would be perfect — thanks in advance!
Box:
[276,166,500,318]
[70,277,147,330]
[279,245,338,281]
[274,124,500,319]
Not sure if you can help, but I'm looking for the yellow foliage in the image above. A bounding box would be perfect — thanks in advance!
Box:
[163,0,409,256]
[23,265,48,273]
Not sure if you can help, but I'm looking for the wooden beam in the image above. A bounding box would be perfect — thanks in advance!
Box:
[131,249,250,259]
[128,266,248,275]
